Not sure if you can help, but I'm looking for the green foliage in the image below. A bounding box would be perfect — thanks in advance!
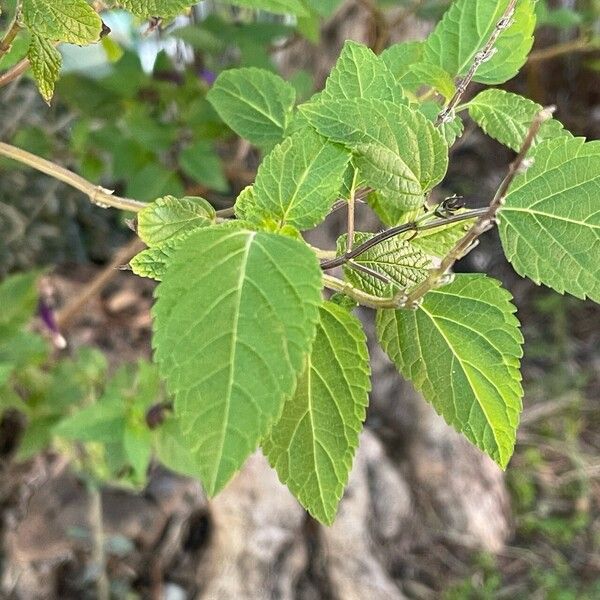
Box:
[468,89,570,152]
[337,232,430,297]
[153,227,323,495]
[27,34,61,104]
[423,0,536,84]
[207,68,296,150]
[239,129,351,230]
[113,0,194,18]
[263,301,370,524]
[499,137,600,303]
[301,99,448,208]
[377,275,524,468]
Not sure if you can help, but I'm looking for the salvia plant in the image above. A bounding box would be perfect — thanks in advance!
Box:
[0,0,599,526]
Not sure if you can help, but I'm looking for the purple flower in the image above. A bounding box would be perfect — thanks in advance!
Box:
[200,69,217,86]
[37,297,66,349]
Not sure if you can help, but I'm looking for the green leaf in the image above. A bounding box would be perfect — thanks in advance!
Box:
[22,0,102,45]
[153,228,322,495]
[130,242,179,281]
[337,232,430,297]
[380,41,423,79]
[419,100,464,146]
[218,0,309,16]
[499,137,600,302]
[301,98,448,209]
[114,0,194,18]
[207,68,296,149]
[468,89,571,152]
[54,399,125,444]
[27,34,62,104]
[153,415,204,480]
[367,191,420,226]
[410,216,474,257]
[263,301,370,525]
[377,275,523,468]
[242,129,351,230]
[323,40,406,102]
[0,271,40,328]
[399,62,456,100]
[423,0,536,85]
[137,195,216,247]
[179,142,229,193]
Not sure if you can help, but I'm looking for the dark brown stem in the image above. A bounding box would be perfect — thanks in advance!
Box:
[437,0,518,126]
[320,208,487,270]
[404,106,554,307]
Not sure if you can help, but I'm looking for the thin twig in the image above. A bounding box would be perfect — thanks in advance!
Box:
[322,273,401,309]
[320,208,486,270]
[404,106,555,307]
[88,483,110,600]
[528,35,599,63]
[0,142,147,211]
[0,12,23,63]
[0,56,30,87]
[346,168,359,251]
[437,0,518,126]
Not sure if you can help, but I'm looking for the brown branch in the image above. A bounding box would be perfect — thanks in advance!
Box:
[528,36,599,63]
[437,0,518,126]
[403,106,555,308]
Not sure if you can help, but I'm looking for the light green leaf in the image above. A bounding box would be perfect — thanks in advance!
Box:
[243,129,351,230]
[234,185,257,221]
[423,0,536,85]
[300,98,448,209]
[218,0,309,16]
[323,40,406,103]
[22,0,102,45]
[0,271,40,328]
[499,137,600,302]
[380,41,423,79]
[409,216,474,257]
[337,232,430,297]
[377,275,523,468]
[54,399,125,444]
[207,68,296,149]
[114,0,194,18]
[399,62,456,100]
[137,196,216,247]
[130,243,177,281]
[367,192,420,226]
[153,228,322,495]
[468,89,571,152]
[263,301,370,525]
[180,142,229,193]
[419,100,464,146]
[0,363,14,388]
[27,34,62,103]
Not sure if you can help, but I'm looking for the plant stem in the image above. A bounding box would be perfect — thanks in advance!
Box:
[0,55,30,87]
[404,106,554,307]
[322,274,401,309]
[528,35,599,63]
[0,16,22,62]
[320,208,486,270]
[346,168,359,251]
[89,482,110,600]
[0,142,147,211]
[437,0,518,126]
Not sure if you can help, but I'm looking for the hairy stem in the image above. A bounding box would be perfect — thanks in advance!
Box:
[404,106,554,307]
[321,208,487,270]
[437,0,517,125]
[322,274,401,309]
[0,141,147,211]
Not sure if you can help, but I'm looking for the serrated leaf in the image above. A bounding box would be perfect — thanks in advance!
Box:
[367,191,421,226]
[137,196,215,247]
[300,98,448,209]
[337,232,430,297]
[377,274,523,468]
[323,40,406,103]
[380,41,423,79]
[27,34,62,103]
[409,216,474,257]
[130,242,178,281]
[263,301,370,525]
[207,68,296,149]
[423,0,536,85]
[499,137,600,302]
[22,0,102,45]
[242,130,351,230]
[468,89,571,152]
[113,0,193,18]
[153,228,322,494]
[419,100,464,146]
[219,0,309,16]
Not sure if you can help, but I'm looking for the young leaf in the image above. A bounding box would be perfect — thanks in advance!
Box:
[263,301,370,525]
[337,232,430,297]
[153,228,322,495]
[207,68,296,150]
[301,98,448,209]
[377,275,523,469]
[423,0,536,85]
[468,89,571,152]
[323,40,406,103]
[137,196,216,247]
[499,137,600,302]
[243,130,351,230]
[22,0,102,45]
[130,243,179,281]
[28,34,62,104]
